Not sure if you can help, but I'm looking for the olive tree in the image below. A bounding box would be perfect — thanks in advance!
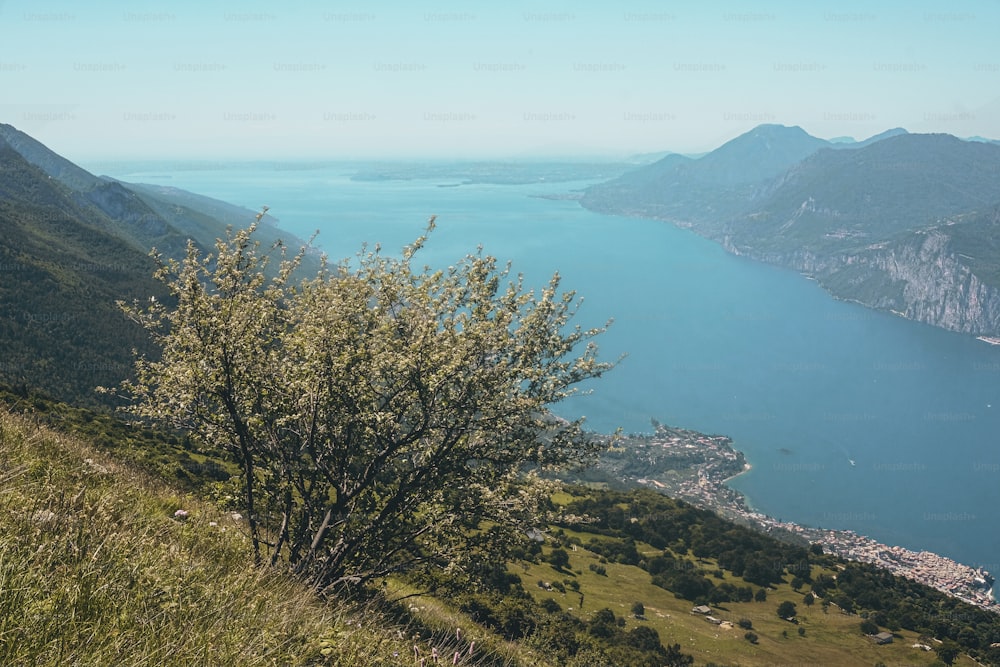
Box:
[117,214,614,589]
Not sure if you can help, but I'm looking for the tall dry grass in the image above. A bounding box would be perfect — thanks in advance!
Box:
[0,408,522,666]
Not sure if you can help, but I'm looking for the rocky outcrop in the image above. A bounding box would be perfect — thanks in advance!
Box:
[725,230,1000,336]
[81,180,172,241]
[867,231,1000,334]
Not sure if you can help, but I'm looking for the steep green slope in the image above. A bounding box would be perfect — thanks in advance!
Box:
[0,122,101,191]
[0,142,165,404]
[518,541,974,667]
[0,125,321,405]
[438,483,995,666]
[0,122,320,273]
[535,487,997,666]
[123,180,323,276]
[0,123,194,255]
[0,405,524,667]
[5,384,998,666]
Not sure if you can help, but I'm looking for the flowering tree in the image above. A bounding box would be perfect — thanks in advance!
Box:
[117,214,614,589]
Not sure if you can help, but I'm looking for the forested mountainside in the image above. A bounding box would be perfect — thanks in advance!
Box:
[583,126,1000,336]
[0,124,317,405]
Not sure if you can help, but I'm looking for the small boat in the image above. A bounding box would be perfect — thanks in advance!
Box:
[849,459,856,467]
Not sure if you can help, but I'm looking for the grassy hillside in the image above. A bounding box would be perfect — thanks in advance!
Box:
[520,530,979,667]
[2,388,998,665]
[0,406,527,666]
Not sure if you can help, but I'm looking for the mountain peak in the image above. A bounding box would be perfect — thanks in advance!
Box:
[854,127,909,147]
[747,123,811,136]
[694,124,830,186]
[964,135,1000,145]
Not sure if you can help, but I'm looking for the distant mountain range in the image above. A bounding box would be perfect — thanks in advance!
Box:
[582,125,1000,336]
[0,123,316,405]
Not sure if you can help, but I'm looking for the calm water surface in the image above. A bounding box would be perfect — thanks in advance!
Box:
[112,164,1000,579]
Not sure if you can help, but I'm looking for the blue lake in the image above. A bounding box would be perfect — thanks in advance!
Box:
[110,163,1000,580]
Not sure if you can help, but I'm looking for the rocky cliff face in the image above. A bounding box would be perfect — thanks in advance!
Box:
[867,232,1000,334]
[592,130,1000,339]
[724,230,1000,336]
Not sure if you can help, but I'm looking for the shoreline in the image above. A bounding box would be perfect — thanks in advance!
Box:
[721,460,752,484]
[607,425,999,613]
[717,488,998,612]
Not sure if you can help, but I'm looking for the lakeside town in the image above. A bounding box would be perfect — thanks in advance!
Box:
[590,423,999,612]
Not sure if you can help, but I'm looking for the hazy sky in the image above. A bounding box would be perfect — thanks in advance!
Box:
[1,0,997,160]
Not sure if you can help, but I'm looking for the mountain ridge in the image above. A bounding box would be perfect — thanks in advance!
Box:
[0,124,318,404]
[0,141,166,403]
[0,122,101,191]
[582,125,1000,335]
